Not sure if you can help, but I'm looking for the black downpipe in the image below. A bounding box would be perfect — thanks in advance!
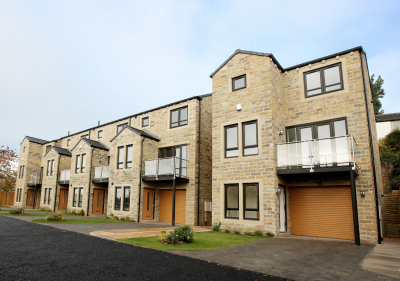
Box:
[172,178,176,226]
[350,171,361,246]
[87,147,94,216]
[53,155,61,212]
[197,98,202,226]
[137,137,144,223]
[359,51,382,244]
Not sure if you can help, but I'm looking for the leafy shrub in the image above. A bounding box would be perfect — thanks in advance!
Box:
[158,229,168,241]
[10,209,22,214]
[110,213,114,217]
[45,214,57,221]
[166,231,176,244]
[231,226,240,234]
[78,209,85,216]
[266,231,275,237]
[125,215,130,221]
[70,210,77,215]
[115,216,120,220]
[243,227,251,235]
[174,225,195,243]
[120,217,125,221]
[212,222,221,232]
[40,207,51,212]
[253,229,263,237]
[222,225,230,233]
[54,212,63,221]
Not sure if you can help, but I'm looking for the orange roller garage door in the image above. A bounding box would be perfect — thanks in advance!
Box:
[159,190,186,224]
[290,186,354,240]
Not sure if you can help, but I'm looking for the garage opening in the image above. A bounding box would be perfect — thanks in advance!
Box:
[290,186,354,240]
[159,189,186,224]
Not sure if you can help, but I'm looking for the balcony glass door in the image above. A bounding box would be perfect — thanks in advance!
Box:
[299,127,312,167]
[316,124,332,167]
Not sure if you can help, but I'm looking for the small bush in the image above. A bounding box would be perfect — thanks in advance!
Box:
[130,218,136,222]
[222,225,230,233]
[174,225,195,243]
[45,214,57,221]
[212,222,221,232]
[115,216,120,220]
[125,215,130,221]
[253,229,263,237]
[231,226,240,234]
[266,231,275,238]
[166,231,176,244]
[158,229,168,242]
[40,207,51,212]
[78,209,85,216]
[54,212,64,221]
[243,227,251,235]
[110,213,114,217]
[71,210,77,215]
[120,217,125,221]
[9,209,22,215]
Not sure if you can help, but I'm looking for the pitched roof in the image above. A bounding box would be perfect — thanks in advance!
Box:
[44,146,72,157]
[376,113,400,122]
[71,138,109,151]
[209,46,364,77]
[21,136,49,145]
[110,126,161,142]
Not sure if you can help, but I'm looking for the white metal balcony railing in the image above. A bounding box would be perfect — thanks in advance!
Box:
[59,170,70,183]
[143,157,189,179]
[93,165,109,180]
[276,135,358,172]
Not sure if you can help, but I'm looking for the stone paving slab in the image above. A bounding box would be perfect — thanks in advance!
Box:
[163,237,397,281]
[91,226,212,239]
[361,241,400,279]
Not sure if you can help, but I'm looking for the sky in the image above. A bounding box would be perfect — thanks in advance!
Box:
[1,0,400,154]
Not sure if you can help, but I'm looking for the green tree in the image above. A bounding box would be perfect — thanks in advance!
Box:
[380,129,400,190]
[370,74,385,115]
[0,146,18,192]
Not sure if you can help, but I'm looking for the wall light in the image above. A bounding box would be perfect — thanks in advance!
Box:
[279,130,284,136]
[360,190,366,197]
[276,188,281,195]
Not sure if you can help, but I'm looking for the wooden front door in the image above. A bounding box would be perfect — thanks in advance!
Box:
[159,189,186,224]
[142,188,154,220]
[92,189,104,214]
[59,189,69,210]
[26,190,34,207]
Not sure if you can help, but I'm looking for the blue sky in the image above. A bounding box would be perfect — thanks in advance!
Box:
[1,0,400,153]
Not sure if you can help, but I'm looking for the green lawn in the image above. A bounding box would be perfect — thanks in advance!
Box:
[118,231,268,251]
[0,205,11,208]
[31,218,132,224]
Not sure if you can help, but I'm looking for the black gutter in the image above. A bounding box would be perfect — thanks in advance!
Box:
[197,98,202,226]
[359,50,382,244]
[137,137,144,223]
[53,154,61,212]
[87,147,94,216]
[42,94,212,143]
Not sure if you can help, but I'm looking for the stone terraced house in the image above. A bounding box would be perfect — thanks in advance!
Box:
[14,46,384,245]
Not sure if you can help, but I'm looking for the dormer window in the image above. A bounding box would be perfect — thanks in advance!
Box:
[117,123,128,133]
[304,63,343,97]
[232,74,246,91]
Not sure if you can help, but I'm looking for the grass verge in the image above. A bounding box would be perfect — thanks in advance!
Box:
[31,218,132,224]
[118,231,268,251]
[3,213,75,216]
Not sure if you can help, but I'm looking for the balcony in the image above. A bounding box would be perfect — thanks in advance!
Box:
[276,135,359,177]
[58,170,70,185]
[92,165,109,184]
[27,172,43,187]
[142,157,190,183]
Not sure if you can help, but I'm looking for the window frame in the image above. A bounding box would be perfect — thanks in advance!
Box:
[76,155,80,173]
[142,117,149,127]
[117,123,128,134]
[117,146,124,169]
[50,160,54,176]
[81,154,86,173]
[44,188,47,204]
[48,188,51,205]
[224,184,239,219]
[78,187,83,207]
[81,134,89,139]
[232,74,246,91]
[23,147,26,153]
[73,188,78,207]
[123,186,130,211]
[170,106,188,129]
[225,124,239,158]
[304,63,344,98]
[242,120,258,156]
[67,139,71,146]
[125,145,133,169]
[47,160,51,176]
[115,187,121,210]
[158,144,188,177]
[98,130,103,139]
[243,183,260,221]
[46,145,51,154]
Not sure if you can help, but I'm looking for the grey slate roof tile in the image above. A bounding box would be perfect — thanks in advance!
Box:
[376,113,400,122]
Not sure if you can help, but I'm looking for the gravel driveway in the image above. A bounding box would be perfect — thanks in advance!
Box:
[0,216,287,281]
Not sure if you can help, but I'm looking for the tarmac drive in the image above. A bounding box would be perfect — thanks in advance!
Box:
[0,216,287,281]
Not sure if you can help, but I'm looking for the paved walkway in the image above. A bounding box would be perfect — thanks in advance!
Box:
[361,241,400,279]
[91,226,212,239]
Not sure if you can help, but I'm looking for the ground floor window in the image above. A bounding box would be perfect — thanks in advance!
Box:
[44,188,47,204]
[123,187,130,211]
[73,188,78,207]
[78,188,83,207]
[115,187,121,210]
[15,188,22,202]
[48,188,51,205]
[224,183,260,221]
